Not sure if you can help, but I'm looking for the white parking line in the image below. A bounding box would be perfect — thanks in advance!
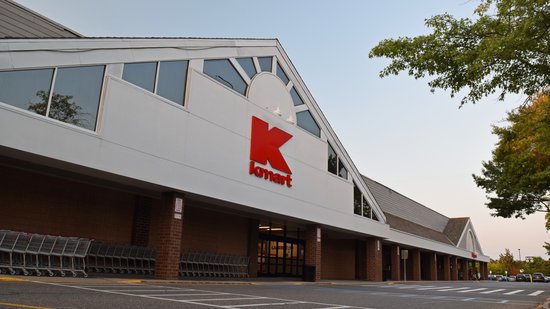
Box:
[416,286,450,290]
[458,288,487,293]
[436,287,471,292]
[480,289,506,294]
[36,282,376,309]
[528,290,544,296]
[396,285,426,289]
[146,293,229,297]
[503,290,524,295]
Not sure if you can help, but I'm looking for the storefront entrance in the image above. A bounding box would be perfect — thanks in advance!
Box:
[257,224,305,277]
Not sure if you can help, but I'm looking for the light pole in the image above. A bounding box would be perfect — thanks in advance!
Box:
[518,249,521,262]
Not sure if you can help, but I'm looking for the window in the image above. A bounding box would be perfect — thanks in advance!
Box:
[0,68,54,115]
[0,66,104,131]
[328,144,338,175]
[353,182,378,221]
[276,63,289,85]
[52,65,105,130]
[338,159,348,179]
[122,62,157,92]
[258,56,272,72]
[290,87,304,106]
[328,143,348,179]
[296,110,320,137]
[203,59,247,95]
[157,60,188,105]
[354,183,362,215]
[236,57,256,79]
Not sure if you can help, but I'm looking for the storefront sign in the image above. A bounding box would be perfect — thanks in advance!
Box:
[249,116,293,187]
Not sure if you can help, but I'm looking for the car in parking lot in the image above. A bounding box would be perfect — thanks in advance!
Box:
[507,275,516,282]
[532,273,546,282]
[516,274,529,282]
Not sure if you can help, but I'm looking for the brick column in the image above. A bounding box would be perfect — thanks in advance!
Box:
[131,196,152,247]
[390,245,400,281]
[305,225,322,280]
[460,258,469,280]
[428,252,437,281]
[480,262,488,280]
[442,255,451,281]
[154,192,184,280]
[247,219,259,278]
[366,238,382,281]
[410,249,421,281]
[451,256,458,280]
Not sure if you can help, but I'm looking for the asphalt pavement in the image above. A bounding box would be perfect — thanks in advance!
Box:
[0,276,548,309]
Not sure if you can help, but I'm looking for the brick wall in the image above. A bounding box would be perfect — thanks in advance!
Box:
[0,165,135,244]
[305,225,321,280]
[321,238,355,280]
[366,238,382,281]
[180,206,249,256]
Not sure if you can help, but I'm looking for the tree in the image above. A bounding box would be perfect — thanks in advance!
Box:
[369,0,550,106]
[498,248,516,273]
[472,91,549,251]
[28,90,88,127]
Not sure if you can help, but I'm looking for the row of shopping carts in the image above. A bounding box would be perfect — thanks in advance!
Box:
[1,230,250,279]
[179,251,249,278]
[0,230,92,277]
[86,242,156,275]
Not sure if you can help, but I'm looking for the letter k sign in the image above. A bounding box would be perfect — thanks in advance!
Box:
[250,116,292,174]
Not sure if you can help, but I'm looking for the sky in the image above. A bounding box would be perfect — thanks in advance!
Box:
[16,0,548,260]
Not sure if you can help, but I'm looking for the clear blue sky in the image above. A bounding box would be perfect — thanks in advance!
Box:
[17,0,548,260]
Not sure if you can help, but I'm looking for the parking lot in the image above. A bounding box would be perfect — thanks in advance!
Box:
[0,276,549,309]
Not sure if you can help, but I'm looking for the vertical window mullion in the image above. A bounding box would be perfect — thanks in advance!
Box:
[45,67,58,118]
[153,62,160,93]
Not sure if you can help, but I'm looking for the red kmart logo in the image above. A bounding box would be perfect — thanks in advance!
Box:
[249,116,293,187]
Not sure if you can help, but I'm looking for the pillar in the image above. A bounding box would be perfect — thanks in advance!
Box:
[305,225,322,281]
[428,252,437,281]
[366,238,383,281]
[390,245,400,281]
[410,249,421,281]
[461,258,469,280]
[481,262,488,280]
[154,192,184,280]
[451,256,459,281]
[247,219,259,278]
[442,255,451,281]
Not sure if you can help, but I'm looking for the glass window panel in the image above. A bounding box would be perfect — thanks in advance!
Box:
[122,62,157,92]
[258,56,272,72]
[290,87,304,106]
[372,211,379,221]
[0,68,54,116]
[51,66,104,131]
[203,59,247,95]
[338,159,348,179]
[157,60,188,105]
[296,110,320,137]
[276,63,289,85]
[328,143,338,175]
[236,57,256,79]
[353,183,362,215]
[362,196,372,219]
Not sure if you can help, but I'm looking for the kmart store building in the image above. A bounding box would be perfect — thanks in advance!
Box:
[0,0,489,281]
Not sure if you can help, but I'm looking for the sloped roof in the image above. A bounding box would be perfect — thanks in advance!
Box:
[0,0,81,38]
[363,175,476,248]
[362,176,449,232]
[443,217,470,245]
[385,213,454,245]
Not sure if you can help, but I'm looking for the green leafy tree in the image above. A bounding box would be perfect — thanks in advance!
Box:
[498,248,516,273]
[28,90,88,127]
[369,0,550,105]
[472,91,549,253]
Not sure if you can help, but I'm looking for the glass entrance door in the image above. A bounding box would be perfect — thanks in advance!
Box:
[258,234,305,277]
